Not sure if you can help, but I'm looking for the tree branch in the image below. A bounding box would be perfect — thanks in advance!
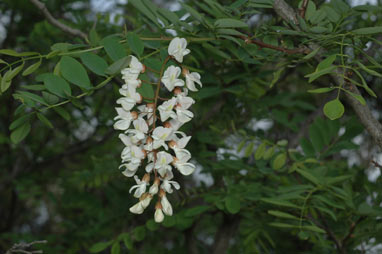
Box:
[299,0,309,19]
[242,36,307,54]
[5,240,47,254]
[273,0,382,149]
[28,0,87,40]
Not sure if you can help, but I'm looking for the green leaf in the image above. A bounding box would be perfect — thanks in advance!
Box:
[184,205,210,217]
[268,210,299,220]
[80,53,108,76]
[111,242,120,254]
[217,29,246,36]
[89,28,100,46]
[215,18,248,28]
[122,234,133,249]
[136,82,154,99]
[316,54,336,71]
[308,87,335,93]
[42,91,59,104]
[22,59,42,76]
[302,225,326,234]
[37,113,53,129]
[356,61,382,78]
[303,47,320,60]
[9,115,31,130]
[1,72,12,92]
[272,153,286,170]
[295,168,321,185]
[146,219,160,231]
[133,226,146,241]
[269,222,296,229]
[263,146,275,160]
[353,26,382,35]
[323,99,344,120]
[0,49,38,57]
[17,91,48,106]
[322,6,340,22]
[225,196,241,214]
[43,74,71,98]
[182,4,203,22]
[127,32,144,56]
[60,56,91,89]
[89,241,112,253]
[244,143,254,157]
[343,90,366,106]
[11,122,31,144]
[105,56,131,75]
[255,142,267,160]
[53,106,71,121]
[261,198,299,208]
[102,37,126,61]
[309,124,325,152]
[306,66,336,83]
[130,0,160,26]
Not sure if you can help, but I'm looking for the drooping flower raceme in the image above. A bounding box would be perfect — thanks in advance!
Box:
[113,37,201,223]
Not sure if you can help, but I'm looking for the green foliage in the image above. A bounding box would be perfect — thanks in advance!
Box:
[1,0,382,253]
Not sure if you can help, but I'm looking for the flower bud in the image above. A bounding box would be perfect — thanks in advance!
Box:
[163,121,172,128]
[142,173,150,183]
[182,68,189,77]
[173,87,182,95]
[158,188,166,198]
[168,140,177,149]
[141,64,146,73]
[154,207,164,223]
[131,111,138,120]
[129,201,144,214]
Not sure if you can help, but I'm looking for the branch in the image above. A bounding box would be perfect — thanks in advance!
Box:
[341,216,366,246]
[243,37,307,54]
[28,0,87,40]
[5,240,47,254]
[273,0,382,149]
[273,0,300,27]
[299,0,309,19]
[212,216,240,254]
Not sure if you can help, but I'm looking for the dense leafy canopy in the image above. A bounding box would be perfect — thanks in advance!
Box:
[1,0,382,253]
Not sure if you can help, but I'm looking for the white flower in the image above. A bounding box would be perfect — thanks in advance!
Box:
[114,108,135,130]
[152,127,173,149]
[125,118,148,143]
[129,175,148,198]
[129,55,144,73]
[138,104,154,125]
[176,94,195,110]
[161,195,173,216]
[185,72,202,91]
[174,147,192,162]
[158,97,177,122]
[161,66,184,92]
[174,161,195,176]
[172,148,195,176]
[117,85,142,111]
[121,68,140,82]
[175,107,194,123]
[154,208,164,223]
[169,118,184,131]
[155,151,173,177]
[161,171,180,194]
[170,131,191,149]
[168,37,190,63]
[141,194,152,209]
[119,134,133,146]
[120,162,140,177]
[129,201,144,214]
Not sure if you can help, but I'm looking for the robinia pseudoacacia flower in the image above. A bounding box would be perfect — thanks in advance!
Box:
[113,37,202,223]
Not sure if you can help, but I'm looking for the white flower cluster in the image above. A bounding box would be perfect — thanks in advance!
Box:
[113,37,202,223]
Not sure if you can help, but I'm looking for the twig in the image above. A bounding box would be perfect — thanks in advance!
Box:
[299,0,309,19]
[342,216,366,246]
[242,36,308,54]
[371,160,382,169]
[28,0,87,40]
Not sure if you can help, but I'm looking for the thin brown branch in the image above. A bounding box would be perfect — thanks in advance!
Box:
[299,0,309,19]
[29,0,87,40]
[242,36,308,54]
[342,216,366,246]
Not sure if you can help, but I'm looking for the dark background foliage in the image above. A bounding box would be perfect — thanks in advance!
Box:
[1,0,382,253]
